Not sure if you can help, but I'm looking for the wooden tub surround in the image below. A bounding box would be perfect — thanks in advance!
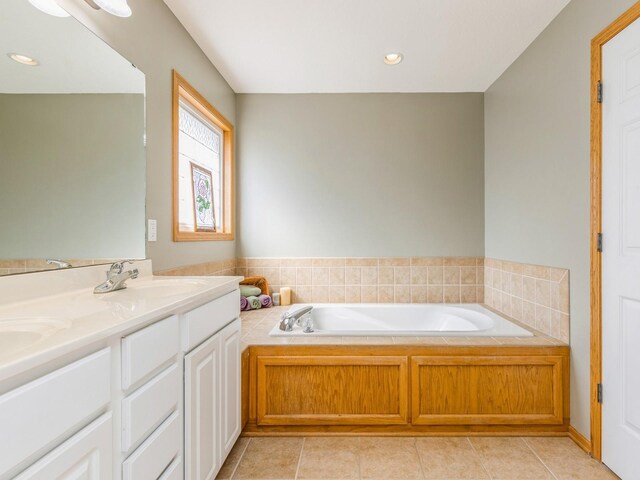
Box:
[241,344,570,436]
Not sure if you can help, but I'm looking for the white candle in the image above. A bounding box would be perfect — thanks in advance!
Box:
[280,287,292,306]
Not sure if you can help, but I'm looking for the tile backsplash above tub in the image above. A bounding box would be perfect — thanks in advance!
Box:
[235,257,484,305]
[483,258,569,343]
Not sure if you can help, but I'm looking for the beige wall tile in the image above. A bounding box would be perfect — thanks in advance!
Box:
[330,267,345,285]
[394,267,410,285]
[444,257,476,266]
[411,257,444,266]
[280,258,313,267]
[535,305,551,334]
[535,279,551,307]
[361,286,378,303]
[329,286,345,303]
[476,285,485,303]
[280,267,296,286]
[378,257,410,266]
[444,266,460,285]
[461,285,477,303]
[411,266,428,285]
[294,286,312,303]
[428,266,444,285]
[394,285,411,303]
[523,301,536,326]
[345,286,361,303]
[361,267,378,285]
[411,286,428,303]
[263,267,280,285]
[345,257,378,266]
[378,267,394,285]
[511,297,523,321]
[444,285,460,303]
[297,267,312,285]
[312,267,330,285]
[460,266,476,285]
[345,266,362,285]
[510,273,523,298]
[378,286,394,303]
[312,286,330,303]
[523,276,536,302]
[312,258,345,267]
[559,276,570,314]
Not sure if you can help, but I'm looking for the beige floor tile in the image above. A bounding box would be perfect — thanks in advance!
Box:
[415,438,489,479]
[297,437,360,480]
[217,437,250,479]
[525,437,620,480]
[232,437,303,479]
[359,437,423,479]
[470,437,554,479]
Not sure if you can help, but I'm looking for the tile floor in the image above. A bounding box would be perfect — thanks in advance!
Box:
[216,436,619,480]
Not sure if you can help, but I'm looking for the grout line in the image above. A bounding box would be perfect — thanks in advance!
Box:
[466,436,494,480]
[229,437,251,480]
[522,437,560,480]
[294,437,306,480]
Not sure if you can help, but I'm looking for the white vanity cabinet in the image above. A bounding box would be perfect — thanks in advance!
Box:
[0,279,241,480]
[183,290,241,480]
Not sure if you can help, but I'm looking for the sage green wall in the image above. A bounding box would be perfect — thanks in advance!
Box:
[236,93,485,257]
[0,94,145,259]
[57,0,236,271]
[485,0,636,438]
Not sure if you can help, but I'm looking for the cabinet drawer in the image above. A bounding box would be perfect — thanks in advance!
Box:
[14,413,112,480]
[159,456,183,480]
[182,290,239,352]
[122,410,181,480]
[122,315,179,390]
[122,363,180,453]
[0,348,111,478]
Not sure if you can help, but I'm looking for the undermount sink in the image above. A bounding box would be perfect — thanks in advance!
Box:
[0,317,71,354]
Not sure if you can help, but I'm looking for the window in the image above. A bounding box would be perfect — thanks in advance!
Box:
[172,70,234,241]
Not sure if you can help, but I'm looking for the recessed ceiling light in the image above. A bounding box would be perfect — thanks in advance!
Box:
[8,53,40,66]
[384,53,403,65]
[28,0,70,17]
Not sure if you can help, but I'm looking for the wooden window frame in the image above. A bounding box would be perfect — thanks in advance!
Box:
[172,70,234,242]
[590,1,640,461]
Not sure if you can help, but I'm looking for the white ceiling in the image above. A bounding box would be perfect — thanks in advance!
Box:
[163,0,570,93]
[0,0,144,94]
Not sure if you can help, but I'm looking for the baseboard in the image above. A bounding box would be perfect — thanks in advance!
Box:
[568,425,592,454]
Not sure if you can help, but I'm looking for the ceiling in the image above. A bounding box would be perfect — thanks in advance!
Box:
[163,0,570,93]
[0,0,143,94]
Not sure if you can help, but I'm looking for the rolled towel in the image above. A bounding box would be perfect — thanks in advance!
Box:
[240,276,270,295]
[247,295,261,310]
[258,294,272,308]
[240,296,250,311]
[240,285,262,297]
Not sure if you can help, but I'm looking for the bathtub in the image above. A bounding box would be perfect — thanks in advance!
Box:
[269,303,533,337]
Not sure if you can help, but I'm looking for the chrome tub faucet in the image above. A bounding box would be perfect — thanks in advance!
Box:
[94,260,139,294]
[279,305,314,332]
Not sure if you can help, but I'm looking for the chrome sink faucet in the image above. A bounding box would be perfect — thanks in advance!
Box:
[93,260,139,294]
[279,306,314,332]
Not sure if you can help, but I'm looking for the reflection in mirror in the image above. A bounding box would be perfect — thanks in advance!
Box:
[0,0,146,276]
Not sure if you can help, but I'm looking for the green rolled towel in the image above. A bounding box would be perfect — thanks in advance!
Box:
[247,295,261,310]
[240,285,262,297]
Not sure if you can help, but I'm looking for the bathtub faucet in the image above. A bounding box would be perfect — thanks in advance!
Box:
[279,306,314,332]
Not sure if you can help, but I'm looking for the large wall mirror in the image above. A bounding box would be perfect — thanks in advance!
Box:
[0,0,146,276]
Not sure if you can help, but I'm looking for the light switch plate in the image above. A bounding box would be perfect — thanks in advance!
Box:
[147,219,157,242]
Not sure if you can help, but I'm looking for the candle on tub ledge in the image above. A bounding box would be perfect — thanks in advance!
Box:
[280,287,291,306]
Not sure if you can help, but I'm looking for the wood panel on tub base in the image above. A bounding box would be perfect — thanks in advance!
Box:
[243,345,570,436]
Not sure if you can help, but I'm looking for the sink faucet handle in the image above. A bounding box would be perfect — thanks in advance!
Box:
[109,260,135,275]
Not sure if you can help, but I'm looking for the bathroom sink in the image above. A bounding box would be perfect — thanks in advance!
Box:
[0,317,72,355]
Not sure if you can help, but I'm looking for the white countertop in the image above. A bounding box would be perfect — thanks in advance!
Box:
[0,263,242,383]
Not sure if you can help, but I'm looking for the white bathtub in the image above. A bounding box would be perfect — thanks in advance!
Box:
[268,303,533,337]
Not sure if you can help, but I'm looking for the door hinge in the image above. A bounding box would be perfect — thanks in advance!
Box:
[597,81,603,103]
[597,383,603,404]
[597,233,603,253]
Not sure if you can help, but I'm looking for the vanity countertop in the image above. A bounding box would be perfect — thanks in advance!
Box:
[0,269,242,383]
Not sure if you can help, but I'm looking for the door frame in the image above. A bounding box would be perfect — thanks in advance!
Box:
[590,0,640,461]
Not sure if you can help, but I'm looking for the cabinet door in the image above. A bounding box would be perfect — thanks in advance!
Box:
[219,319,241,458]
[185,334,221,480]
[14,413,112,480]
